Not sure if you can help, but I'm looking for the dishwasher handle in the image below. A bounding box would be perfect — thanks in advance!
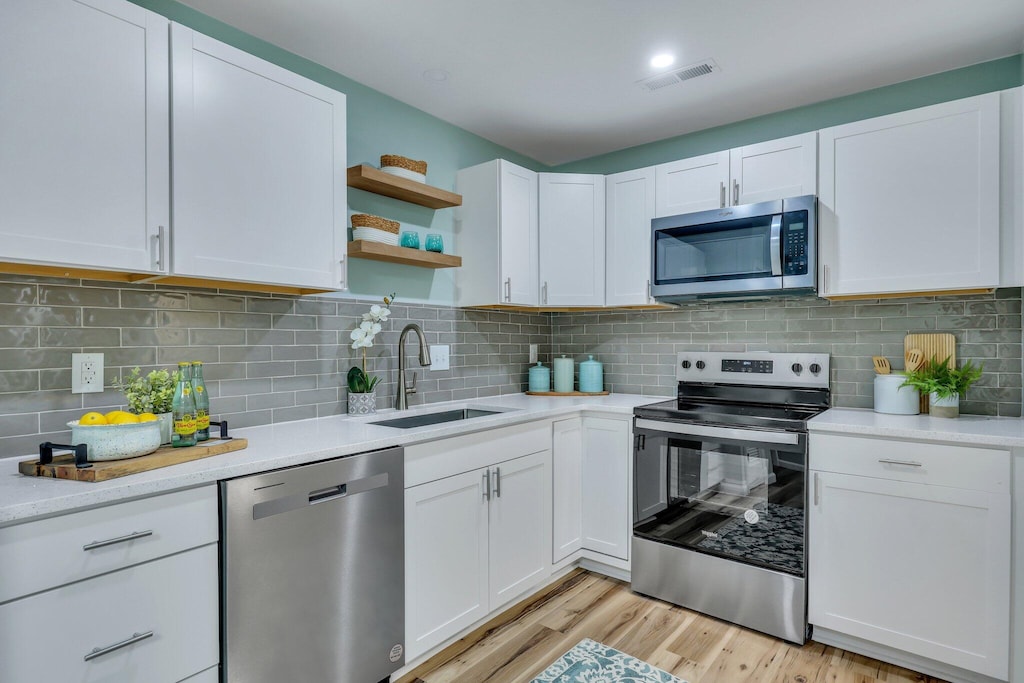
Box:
[252,472,389,520]
[309,483,348,504]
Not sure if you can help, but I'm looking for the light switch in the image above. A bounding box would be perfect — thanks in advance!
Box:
[429,345,450,371]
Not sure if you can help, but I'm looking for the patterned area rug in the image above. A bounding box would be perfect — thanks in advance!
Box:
[531,638,685,683]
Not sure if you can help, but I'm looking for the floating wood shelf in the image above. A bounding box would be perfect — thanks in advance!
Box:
[347,165,462,209]
[348,240,462,269]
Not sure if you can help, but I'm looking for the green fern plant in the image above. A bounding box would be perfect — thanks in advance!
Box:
[899,356,983,400]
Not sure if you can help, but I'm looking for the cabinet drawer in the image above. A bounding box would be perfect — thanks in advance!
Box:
[405,420,549,487]
[809,433,1010,493]
[0,485,217,603]
[0,544,219,683]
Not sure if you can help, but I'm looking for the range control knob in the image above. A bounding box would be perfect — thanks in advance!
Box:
[695,360,706,370]
[681,360,691,369]
[809,363,822,375]
[791,363,803,374]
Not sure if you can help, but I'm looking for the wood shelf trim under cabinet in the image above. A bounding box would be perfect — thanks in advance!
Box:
[347,165,462,209]
[347,240,462,268]
[465,303,673,313]
[824,288,994,301]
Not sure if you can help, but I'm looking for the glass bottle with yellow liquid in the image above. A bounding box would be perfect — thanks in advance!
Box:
[172,362,197,447]
[191,361,210,442]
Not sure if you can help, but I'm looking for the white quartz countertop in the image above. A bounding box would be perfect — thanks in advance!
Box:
[0,393,660,526]
[809,407,1024,448]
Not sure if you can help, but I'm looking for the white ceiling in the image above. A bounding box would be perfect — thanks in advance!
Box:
[180,0,1024,166]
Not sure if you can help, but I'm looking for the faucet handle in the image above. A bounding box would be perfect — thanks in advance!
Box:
[406,371,418,395]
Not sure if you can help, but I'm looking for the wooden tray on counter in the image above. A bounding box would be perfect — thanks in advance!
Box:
[19,438,247,483]
[526,391,610,397]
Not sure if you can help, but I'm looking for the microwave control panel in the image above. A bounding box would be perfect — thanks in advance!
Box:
[783,213,809,276]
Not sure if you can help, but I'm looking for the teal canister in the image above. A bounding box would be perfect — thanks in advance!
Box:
[528,362,550,392]
[552,355,574,393]
[578,355,603,393]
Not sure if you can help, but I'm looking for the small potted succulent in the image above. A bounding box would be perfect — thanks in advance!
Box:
[115,367,182,443]
[900,356,983,418]
[347,293,395,415]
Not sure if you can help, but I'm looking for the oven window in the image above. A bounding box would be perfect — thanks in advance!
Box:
[634,432,805,575]
[654,215,775,285]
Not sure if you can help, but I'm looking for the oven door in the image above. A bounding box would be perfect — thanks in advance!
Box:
[633,418,807,576]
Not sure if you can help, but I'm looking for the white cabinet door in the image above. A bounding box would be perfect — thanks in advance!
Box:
[581,417,631,560]
[0,0,168,274]
[552,418,583,563]
[818,93,1000,297]
[404,469,489,661]
[488,450,552,610]
[605,168,656,306]
[654,151,729,217]
[171,25,346,290]
[809,471,1010,679]
[729,132,817,205]
[539,174,605,306]
[500,161,540,306]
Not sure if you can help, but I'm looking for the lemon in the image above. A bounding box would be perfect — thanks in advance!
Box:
[104,410,131,422]
[79,412,107,426]
[137,412,159,423]
[108,413,141,425]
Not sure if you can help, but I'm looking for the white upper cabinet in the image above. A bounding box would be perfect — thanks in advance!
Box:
[455,160,539,307]
[0,0,169,274]
[730,132,817,205]
[818,93,1000,297]
[171,25,347,291]
[539,173,606,306]
[655,151,730,217]
[605,167,656,307]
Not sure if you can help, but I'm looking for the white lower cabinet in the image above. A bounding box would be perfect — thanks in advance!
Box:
[552,417,584,562]
[808,434,1011,680]
[404,424,552,661]
[581,417,631,561]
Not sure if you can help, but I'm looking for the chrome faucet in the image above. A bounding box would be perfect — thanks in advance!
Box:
[396,323,431,410]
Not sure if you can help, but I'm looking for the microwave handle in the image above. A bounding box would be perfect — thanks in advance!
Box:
[769,215,783,276]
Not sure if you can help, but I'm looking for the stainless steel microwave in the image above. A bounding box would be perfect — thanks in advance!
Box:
[650,195,817,301]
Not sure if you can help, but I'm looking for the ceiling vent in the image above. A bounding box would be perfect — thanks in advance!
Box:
[637,59,720,92]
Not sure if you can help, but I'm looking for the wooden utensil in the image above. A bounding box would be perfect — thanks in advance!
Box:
[905,348,925,373]
[904,333,956,413]
[872,356,891,375]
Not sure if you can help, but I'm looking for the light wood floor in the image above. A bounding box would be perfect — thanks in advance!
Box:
[401,570,945,683]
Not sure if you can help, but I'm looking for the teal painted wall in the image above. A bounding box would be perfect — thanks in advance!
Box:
[131,0,542,305]
[554,54,1024,174]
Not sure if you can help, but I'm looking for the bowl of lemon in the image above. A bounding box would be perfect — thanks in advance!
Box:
[68,411,162,461]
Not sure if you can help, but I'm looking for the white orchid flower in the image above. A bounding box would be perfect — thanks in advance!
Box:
[363,305,391,323]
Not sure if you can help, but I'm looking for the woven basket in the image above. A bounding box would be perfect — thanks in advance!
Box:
[380,154,427,175]
[351,214,400,234]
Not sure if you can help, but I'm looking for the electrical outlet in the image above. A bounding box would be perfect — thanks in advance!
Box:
[529,344,539,363]
[429,344,450,371]
[71,352,104,394]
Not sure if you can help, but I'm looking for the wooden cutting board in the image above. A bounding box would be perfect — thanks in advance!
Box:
[19,438,247,482]
[904,333,956,413]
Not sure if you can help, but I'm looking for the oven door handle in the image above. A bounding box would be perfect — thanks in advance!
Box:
[634,418,800,445]
[769,214,783,276]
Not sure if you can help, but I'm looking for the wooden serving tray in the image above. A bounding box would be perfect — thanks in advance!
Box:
[526,391,610,397]
[19,438,247,482]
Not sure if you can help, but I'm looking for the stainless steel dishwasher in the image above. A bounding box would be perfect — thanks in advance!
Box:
[221,447,404,683]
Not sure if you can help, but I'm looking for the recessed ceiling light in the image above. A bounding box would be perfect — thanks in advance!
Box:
[422,68,450,82]
[650,54,675,69]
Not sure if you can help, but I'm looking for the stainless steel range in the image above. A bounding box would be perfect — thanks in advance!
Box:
[631,351,830,643]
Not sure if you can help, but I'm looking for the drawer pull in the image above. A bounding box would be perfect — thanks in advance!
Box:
[84,631,153,661]
[83,530,153,551]
[878,459,923,468]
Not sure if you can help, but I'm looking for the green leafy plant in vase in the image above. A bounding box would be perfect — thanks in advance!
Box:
[899,356,983,418]
[115,367,182,442]
[347,293,395,415]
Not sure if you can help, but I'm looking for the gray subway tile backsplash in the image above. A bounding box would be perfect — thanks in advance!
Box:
[0,273,1019,456]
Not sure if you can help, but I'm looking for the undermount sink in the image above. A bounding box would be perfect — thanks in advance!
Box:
[370,409,505,429]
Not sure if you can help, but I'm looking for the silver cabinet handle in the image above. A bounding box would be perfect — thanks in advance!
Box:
[719,181,725,208]
[813,472,820,506]
[84,631,153,661]
[542,281,548,305]
[482,470,491,501]
[878,459,923,467]
[822,264,830,295]
[504,277,511,302]
[646,279,652,303]
[151,225,166,271]
[493,467,501,498]
[339,254,348,291]
[83,530,153,551]
[732,180,739,205]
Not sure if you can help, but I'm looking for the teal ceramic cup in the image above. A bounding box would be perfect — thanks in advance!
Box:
[425,234,444,253]
[400,231,420,249]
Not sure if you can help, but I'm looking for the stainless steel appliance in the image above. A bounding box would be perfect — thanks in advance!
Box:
[631,351,829,643]
[651,195,816,301]
[221,447,405,683]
